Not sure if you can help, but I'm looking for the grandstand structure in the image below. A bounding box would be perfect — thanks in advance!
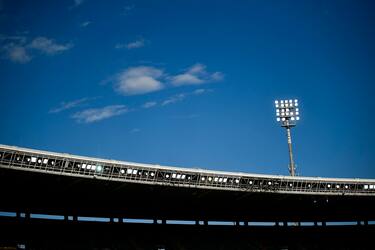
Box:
[1,144,375,249]
[1,144,374,225]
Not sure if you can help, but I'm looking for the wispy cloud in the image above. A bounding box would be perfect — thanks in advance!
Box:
[72,105,128,123]
[170,63,224,86]
[1,35,73,63]
[193,88,212,95]
[29,37,73,55]
[114,66,164,96]
[2,44,31,63]
[49,97,95,114]
[161,88,212,106]
[80,21,91,27]
[115,38,145,50]
[1,35,30,63]
[130,128,141,133]
[142,101,157,109]
[162,93,186,106]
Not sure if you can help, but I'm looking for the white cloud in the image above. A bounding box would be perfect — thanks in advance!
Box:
[3,45,31,63]
[1,35,30,63]
[80,21,91,27]
[162,93,186,106]
[49,97,94,114]
[161,88,212,106]
[170,63,224,86]
[114,66,164,96]
[142,101,157,108]
[171,74,203,85]
[193,88,206,95]
[130,128,140,133]
[115,38,145,50]
[1,35,73,63]
[29,37,73,55]
[126,38,145,49]
[72,105,128,123]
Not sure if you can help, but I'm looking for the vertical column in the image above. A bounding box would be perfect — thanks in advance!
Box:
[286,126,295,176]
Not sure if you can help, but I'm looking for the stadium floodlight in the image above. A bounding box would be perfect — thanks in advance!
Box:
[274,99,301,177]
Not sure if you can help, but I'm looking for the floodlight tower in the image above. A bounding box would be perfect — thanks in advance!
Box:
[274,99,300,176]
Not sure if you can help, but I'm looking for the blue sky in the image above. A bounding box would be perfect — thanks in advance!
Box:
[0,0,374,178]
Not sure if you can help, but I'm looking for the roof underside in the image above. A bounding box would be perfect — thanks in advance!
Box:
[1,167,374,222]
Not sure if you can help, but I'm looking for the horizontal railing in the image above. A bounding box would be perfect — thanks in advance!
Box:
[0,146,375,196]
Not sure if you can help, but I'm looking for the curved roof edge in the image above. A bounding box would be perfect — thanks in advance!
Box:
[1,144,375,183]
